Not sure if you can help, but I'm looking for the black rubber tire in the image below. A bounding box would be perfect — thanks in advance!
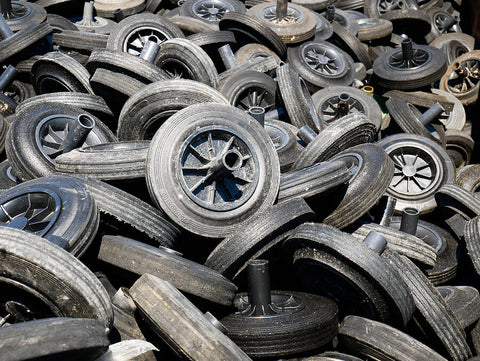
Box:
[380,9,432,41]
[0,22,53,63]
[117,79,229,140]
[129,274,252,360]
[457,164,480,195]
[4,80,36,104]
[378,133,455,214]
[338,315,448,361]
[0,175,99,257]
[436,183,480,220]
[55,141,149,180]
[0,161,20,193]
[234,43,282,64]
[155,38,219,88]
[445,129,474,168]
[146,103,280,238]
[220,290,338,358]
[0,227,113,328]
[0,318,110,361]
[292,0,335,10]
[439,50,480,106]
[429,33,475,65]
[98,235,237,305]
[277,159,351,203]
[169,15,220,34]
[246,3,317,44]
[187,30,236,72]
[373,43,447,90]
[94,340,158,361]
[352,223,437,267]
[180,0,246,23]
[106,13,185,56]
[218,70,277,112]
[463,217,480,279]
[30,51,94,95]
[276,64,322,132]
[292,113,377,170]
[219,54,279,83]
[431,88,466,131]
[219,12,287,60]
[69,175,180,248]
[0,114,8,154]
[204,198,314,279]
[287,40,356,92]
[52,30,109,50]
[4,1,47,32]
[15,92,114,122]
[5,103,116,181]
[356,17,393,41]
[329,21,372,68]
[94,0,145,18]
[425,7,462,44]
[46,13,79,32]
[437,285,480,329]
[383,251,472,361]
[288,223,414,327]
[311,85,383,130]
[86,49,168,83]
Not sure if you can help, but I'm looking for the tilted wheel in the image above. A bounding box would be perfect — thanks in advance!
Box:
[364,0,419,17]
[180,0,246,22]
[146,103,280,238]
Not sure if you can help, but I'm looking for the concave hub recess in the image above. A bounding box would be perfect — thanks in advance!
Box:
[192,0,234,21]
[302,43,346,75]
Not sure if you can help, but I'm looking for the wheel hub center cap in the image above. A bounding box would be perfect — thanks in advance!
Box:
[317,55,329,65]
[402,165,416,177]
[208,7,219,14]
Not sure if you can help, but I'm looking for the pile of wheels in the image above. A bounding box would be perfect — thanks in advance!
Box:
[0,0,480,359]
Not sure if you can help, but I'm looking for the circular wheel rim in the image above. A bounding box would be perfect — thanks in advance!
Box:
[0,190,61,237]
[447,59,480,94]
[192,0,234,21]
[233,86,275,111]
[387,48,432,70]
[265,123,290,150]
[177,125,260,211]
[259,4,304,25]
[3,2,31,21]
[235,292,305,318]
[302,43,346,76]
[388,146,443,199]
[434,13,459,34]
[376,0,408,15]
[0,277,63,326]
[123,26,170,56]
[318,94,366,123]
[35,114,104,164]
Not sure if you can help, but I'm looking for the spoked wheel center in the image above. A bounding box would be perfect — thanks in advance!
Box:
[0,191,61,236]
[302,43,346,76]
[192,0,234,21]
[236,293,305,317]
[448,59,480,94]
[234,87,275,112]
[178,126,260,211]
[1,1,31,20]
[319,94,366,123]
[387,48,431,70]
[123,27,169,56]
[377,0,407,15]
[259,4,303,25]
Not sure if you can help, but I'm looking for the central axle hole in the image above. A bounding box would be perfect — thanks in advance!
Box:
[223,150,242,171]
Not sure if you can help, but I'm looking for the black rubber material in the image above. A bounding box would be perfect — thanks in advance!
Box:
[435,183,480,220]
[329,21,372,68]
[288,223,414,327]
[129,274,251,360]
[5,103,116,181]
[0,318,110,361]
[0,160,20,193]
[69,175,180,248]
[338,315,448,361]
[383,250,472,360]
[457,164,480,194]
[146,103,280,238]
[437,285,480,329]
[0,175,99,257]
[98,235,237,305]
[117,79,229,141]
[265,120,304,172]
[56,141,149,180]
[204,198,315,279]
[220,290,338,358]
[52,30,109,50]
[0,227,113,328]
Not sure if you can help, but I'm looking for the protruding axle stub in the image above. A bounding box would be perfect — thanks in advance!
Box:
[363,231,387,255]
[297,124,317,145]
[276,0,288,22]
[204,311,228,334]
[82,1,95,23]
[379,196,397,227]
[325,4,335,22]
[442,16,458,31]
[249,106,265,127]
[337,93,350,117]
[0,65,18,91]
[62,114,95,153]
[217,44,237,70]
[113,8,125,22]
[139,40,160,63]
[401,38,414,63]
[0,13,13,39]
[247,259,272,316]
[419,102,445,127]
[399,207,419,236]
[0,0,12,19]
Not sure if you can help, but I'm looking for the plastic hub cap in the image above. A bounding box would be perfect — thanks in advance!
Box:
[178,126,260,211]
[192,0,234,21]
[302,43,346,75]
